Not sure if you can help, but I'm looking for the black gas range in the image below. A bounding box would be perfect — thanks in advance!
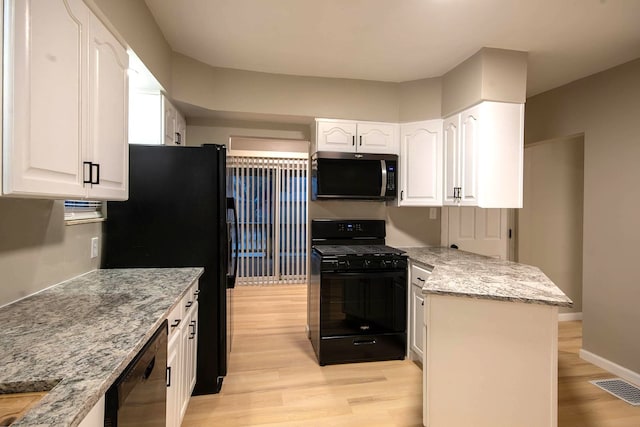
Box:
[308,219,407,366]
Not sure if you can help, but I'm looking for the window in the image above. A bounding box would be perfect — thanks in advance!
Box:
[64,200,104,223]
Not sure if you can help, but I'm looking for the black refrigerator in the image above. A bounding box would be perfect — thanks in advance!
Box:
[103,144,237,395]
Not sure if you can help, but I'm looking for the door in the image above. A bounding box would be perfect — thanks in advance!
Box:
[399,121,442,206]
[410,283,425,358]
[86,14,128,200]
[443,207,509,259]
[3,0,89,198]
[229,156,308,284]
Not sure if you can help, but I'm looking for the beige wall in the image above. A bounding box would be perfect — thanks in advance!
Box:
[172,53,404,122]
[88,0,173,91]
[187,120,310,147]
[398,77,442,122]
[525,58,640,373]
[518,135,584,313]
[442,48,528,117]
[310,201,440,248]
[0,199,101,307]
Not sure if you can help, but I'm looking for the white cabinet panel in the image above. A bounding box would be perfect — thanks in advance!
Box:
[314,120,398,154]
[86,14,128,200]
[398,120,442,206]
[3,0,89,198]
[357,122,397,154]
[2,0,129,200]
[410,283,425,359]
[443,101,524,208]
[316,120,357,152]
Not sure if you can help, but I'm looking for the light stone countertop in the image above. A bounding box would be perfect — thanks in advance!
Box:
[401,247,573,307]
[0,267,203,427]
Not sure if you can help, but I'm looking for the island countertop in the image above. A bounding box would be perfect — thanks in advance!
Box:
[401,247,572,307]
[0,267,203,427]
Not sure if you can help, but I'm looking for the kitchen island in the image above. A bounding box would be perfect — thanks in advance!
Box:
[402,247,572,427]
[0,267,203,427]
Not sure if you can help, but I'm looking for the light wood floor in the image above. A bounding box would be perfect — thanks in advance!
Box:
[183,284,640,427]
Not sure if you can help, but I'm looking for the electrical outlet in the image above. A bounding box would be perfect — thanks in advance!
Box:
[429,208,438,220]
[91,237,99,259]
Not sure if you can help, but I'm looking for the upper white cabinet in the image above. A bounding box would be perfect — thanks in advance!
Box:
[443,101,524,208]
[314,119,398,154]
[398,120,443,206]
[163,96,186,146]
[2,0,128,200]
[86,14,129,200]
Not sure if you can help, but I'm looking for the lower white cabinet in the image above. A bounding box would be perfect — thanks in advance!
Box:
[77,395,105,427]
[408,263,430,361]
[167,283,199,427]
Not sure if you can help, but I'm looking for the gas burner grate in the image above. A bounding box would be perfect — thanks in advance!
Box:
[590,378,640,406]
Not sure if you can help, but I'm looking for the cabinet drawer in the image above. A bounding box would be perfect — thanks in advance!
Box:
[411,264,431,286]
[182,283,199,317]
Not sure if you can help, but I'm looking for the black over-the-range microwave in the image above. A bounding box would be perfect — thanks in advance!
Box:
[311,151,398,201]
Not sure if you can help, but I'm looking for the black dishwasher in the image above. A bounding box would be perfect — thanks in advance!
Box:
[105,321,167,427]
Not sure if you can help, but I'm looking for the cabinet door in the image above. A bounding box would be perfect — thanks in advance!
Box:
[459,106,480,205]
[86,14,128,200]
[163,96,177,146]
[442,115,460,205]
[399,121,442,206]
[176,113,187,146]
[410,284,425,359]
[3,0,89,198]
[316,121,357,152]
[166,334,181,427]
[188,302,199,394]
[357,123,398,154]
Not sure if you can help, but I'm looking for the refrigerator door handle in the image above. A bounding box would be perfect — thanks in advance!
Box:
[227,197,239,289]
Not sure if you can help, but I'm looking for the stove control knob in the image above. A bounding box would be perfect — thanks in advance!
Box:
[363,259,371,268]
[391,259,400,269]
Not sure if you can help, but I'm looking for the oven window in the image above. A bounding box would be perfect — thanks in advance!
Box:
[316,158,382,197]
[320,271,406,337]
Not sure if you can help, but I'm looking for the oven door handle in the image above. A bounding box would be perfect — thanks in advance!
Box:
[353,339,376,346]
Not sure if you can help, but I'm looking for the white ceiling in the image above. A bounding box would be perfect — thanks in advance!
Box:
[145,0,640,96]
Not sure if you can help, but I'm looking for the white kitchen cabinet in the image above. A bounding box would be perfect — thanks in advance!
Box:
[423,295,559,427]
[398,120,443,206]
[167,283,199,427]
[443,101,524,208]
[408,263,429,361]
[77,395,105,427]
[314,119,398,154]
[2,0,128,200]
[162,96,186,146]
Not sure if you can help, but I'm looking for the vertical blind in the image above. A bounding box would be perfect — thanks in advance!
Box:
[228,156,308,285]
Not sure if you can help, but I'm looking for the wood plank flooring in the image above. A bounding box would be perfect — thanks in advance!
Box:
[182,284,640,427]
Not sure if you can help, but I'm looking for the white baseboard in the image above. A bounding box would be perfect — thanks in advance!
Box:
[579,348,640,387]
[558,312,583,321]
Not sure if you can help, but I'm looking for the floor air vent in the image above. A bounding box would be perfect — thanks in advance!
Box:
[590,378,640,406]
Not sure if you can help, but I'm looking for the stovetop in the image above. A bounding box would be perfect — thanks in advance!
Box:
[313,244,406,257]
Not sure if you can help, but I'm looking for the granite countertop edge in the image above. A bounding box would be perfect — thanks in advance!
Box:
[0,267,204,427]
[401,247,573,308]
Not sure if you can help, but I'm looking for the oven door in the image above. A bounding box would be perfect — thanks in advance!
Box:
[320,270,406,337]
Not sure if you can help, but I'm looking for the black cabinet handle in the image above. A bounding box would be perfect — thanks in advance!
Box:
[189,320,196,338]
[416,277,425,282]
[83,162,92,184]
[352,135,355,146]
[170,319,180,328]
[400,190,404,201]
[91,163,100,185]
[185,301,193,308]
[166,366,172,387]
[450,244,459,249]
[175,132,182,145]
[359,135,362,146]
[421,300,424,306]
